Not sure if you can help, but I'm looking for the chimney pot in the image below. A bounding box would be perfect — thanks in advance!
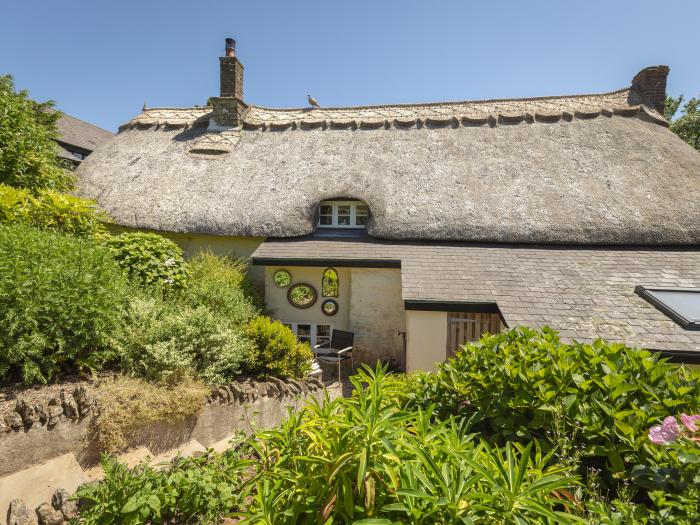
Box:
[225,38,236,57]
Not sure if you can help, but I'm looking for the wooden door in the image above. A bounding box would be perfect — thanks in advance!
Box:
[447,312,504,359]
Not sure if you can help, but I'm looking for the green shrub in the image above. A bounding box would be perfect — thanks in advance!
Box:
[76,366,582,524]
[106,232,189,290]
[411,327,700,489]
[75,452,252,525]
[0,75,74,192]
[0,225,127,383]
[0,183,107,237]
[245,316,313,379]
[112,292,254,385]
[182,251,259,325]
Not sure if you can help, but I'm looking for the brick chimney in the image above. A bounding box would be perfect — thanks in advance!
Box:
[632,65,669,115]
[220,38,243,99]
[211,37,247,127]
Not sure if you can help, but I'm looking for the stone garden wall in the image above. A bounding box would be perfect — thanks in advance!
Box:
[0,377,328,525]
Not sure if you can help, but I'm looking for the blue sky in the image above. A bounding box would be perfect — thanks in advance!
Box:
[2,0,698,132]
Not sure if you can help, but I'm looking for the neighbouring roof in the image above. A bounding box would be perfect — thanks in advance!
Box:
[56,113,113,153]
[251,236,700,352]
[77,84,700,245]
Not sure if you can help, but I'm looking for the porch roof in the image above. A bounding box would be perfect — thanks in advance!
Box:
[251,237,700,353]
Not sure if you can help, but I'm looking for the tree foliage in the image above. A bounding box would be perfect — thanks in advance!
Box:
[665,94,700,151]
[0,75,73,192]
[0,183,108,238]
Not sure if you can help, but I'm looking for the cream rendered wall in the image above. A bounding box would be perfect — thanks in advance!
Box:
[405,310,448,372]
[348,268,405,367]
[264,267,351,331]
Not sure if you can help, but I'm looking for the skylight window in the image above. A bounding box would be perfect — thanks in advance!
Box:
[318,200,369,228]
[635,286,700,331]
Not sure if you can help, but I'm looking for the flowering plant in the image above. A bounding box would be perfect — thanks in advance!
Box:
[630,414,700,494]
[648,414,700,445]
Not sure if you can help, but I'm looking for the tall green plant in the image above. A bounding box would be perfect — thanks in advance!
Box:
[0,75,73,192]
[0,225,127,383]
[182,251,259,324]
[77,365,582,524]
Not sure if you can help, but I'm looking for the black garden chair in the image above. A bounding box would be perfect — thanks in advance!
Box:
[313,329,354,384]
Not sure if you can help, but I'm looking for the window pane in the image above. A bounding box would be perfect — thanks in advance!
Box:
[316,337,331,348]
[338,205,351,225]
[649,290,700,321]
[319,205,333,226]
[354,204,368,227]
[317,325,331,337]
[297,324,311,337]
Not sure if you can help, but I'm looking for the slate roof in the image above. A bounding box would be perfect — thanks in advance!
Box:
[252,237,700,352]
[56,113,112,152]
[77,77,700,245]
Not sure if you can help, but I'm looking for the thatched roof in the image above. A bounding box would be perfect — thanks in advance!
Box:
[77,86,700,244]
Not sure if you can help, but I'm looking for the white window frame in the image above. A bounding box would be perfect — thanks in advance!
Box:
[317,200,369,229]
[283,322,334,348]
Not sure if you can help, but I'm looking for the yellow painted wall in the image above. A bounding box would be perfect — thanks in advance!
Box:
[405,310,448,372]
[264,266,351,331]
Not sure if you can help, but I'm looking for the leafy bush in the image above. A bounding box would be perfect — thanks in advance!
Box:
[245,316,312,379]
[76,452,252,525]
[182,251,259,325]
[0,183,107,237]
[0,225,127,383]
[106,232,189,290]
[410,327,700,490]
[112,292,254,385]
[0,75,73,192]
[76,366,582,524]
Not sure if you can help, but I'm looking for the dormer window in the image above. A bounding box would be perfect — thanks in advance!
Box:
[318,200,369,228]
